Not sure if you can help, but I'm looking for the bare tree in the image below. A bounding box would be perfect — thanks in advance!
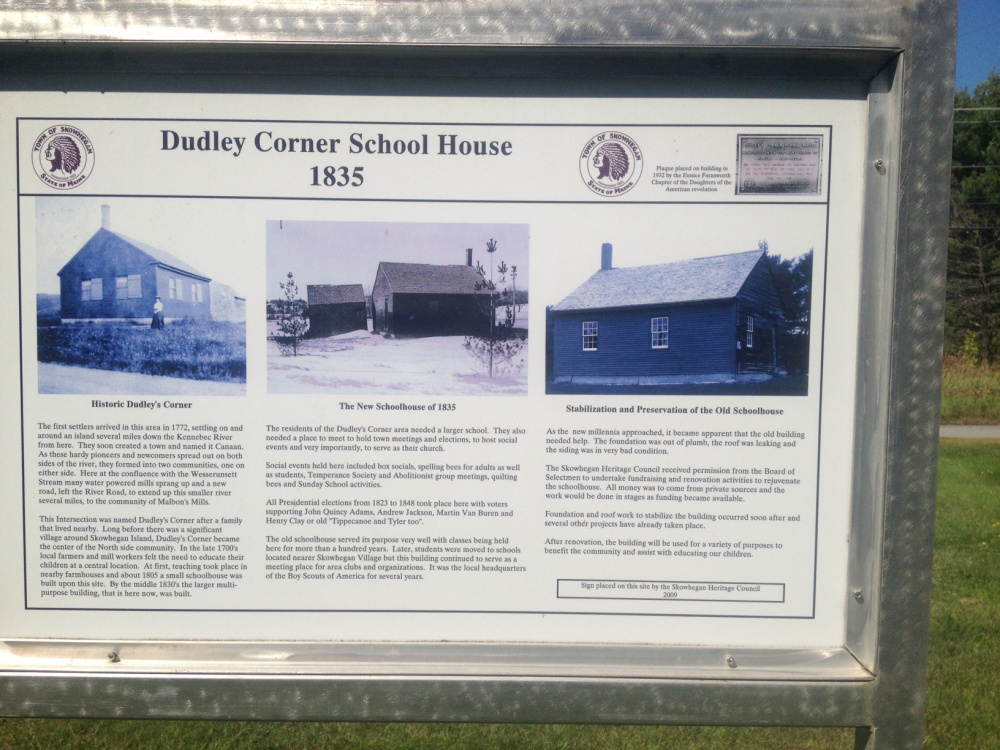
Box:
[465,239,525,378]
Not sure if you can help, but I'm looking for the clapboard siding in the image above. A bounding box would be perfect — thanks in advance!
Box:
[553,301,737,379]
[737,257,784,313]
[734,258,784,372]
[550,249,789,382]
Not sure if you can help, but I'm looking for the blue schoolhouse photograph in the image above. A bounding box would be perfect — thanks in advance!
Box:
[546,238,814,396]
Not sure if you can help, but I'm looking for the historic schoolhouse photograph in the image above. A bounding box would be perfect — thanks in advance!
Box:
[546,241,812,395]
[266,220,529,396]
[35,200,247,395]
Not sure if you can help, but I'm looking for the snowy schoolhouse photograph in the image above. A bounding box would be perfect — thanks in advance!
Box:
[546,240,813,396]
[266,220,529,396]
[35,199,247,395]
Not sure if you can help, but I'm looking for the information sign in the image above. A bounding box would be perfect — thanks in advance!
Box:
[6,97,862,645]
[0,2,956,747]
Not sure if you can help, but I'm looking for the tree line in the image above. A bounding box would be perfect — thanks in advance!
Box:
[948,71,1000,366]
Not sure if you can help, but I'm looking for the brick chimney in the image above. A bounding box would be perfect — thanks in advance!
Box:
[601,242,613,270]
[101,204,111,230]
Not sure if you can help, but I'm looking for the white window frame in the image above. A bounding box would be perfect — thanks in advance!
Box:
[168,278,176,299]
[127,274,142,299]
[90,277,102,301]
[81,280,91,301]
[116,276,128,300]
[651,316,669,348]
[582,321,598,351]
[747,315,755,349]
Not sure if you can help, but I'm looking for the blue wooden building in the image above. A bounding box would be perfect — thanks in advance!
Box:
[550,244,785,385]
[57,206,236,322]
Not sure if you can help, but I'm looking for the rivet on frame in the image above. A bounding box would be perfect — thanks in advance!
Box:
[853,589,864,603]
[874,159,886,175]
[726,656,737,669]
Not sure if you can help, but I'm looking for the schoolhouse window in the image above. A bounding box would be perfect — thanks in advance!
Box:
[651,317,669,348]
[746,315,755,349]
[583,321,598,351]
[82,279,102,300]
[127,274,142,299]
[168,278,176,299]
[116,276,128,300]
[195,283,203,303]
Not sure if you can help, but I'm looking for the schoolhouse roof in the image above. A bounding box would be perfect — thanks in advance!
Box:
[551,249,766,312]
[307,284,366,306]
[58,227,211,281]
[376,262,485,295]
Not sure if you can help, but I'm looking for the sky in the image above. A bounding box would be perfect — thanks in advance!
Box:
[265,221,530,300]
[33,197,256,297]
[957,0,1000,91]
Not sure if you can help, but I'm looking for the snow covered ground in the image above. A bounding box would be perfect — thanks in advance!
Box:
[267,327,528,396]
[37,363,246,396]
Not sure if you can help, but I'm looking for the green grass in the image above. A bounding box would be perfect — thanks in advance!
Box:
[1,441,997,749]
[37,320,246,382]
[0,720,855,749]
[940,357,1000,424]
[924,439,1000,749]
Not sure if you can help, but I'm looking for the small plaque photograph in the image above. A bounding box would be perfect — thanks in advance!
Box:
[736,135,823,195]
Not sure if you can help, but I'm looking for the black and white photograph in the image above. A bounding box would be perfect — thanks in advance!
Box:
[266,220,530,395]
[35,198,247,395]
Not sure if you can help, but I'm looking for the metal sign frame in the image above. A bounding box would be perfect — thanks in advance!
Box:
[0,2,956,748]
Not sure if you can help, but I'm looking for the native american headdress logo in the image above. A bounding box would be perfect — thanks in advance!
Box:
[32,125,95,190]
[580,131,642,197]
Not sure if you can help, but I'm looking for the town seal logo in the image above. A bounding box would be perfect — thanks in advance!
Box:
[32,125,95,190]
[580,131,642,196]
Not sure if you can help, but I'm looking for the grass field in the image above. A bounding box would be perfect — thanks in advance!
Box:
[37,320,246,383]
[0,440,996,749]
[940,357,1000,424]
[923,439,1000,748]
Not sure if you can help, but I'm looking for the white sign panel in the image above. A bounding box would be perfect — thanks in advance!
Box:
[0,90,866,646]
